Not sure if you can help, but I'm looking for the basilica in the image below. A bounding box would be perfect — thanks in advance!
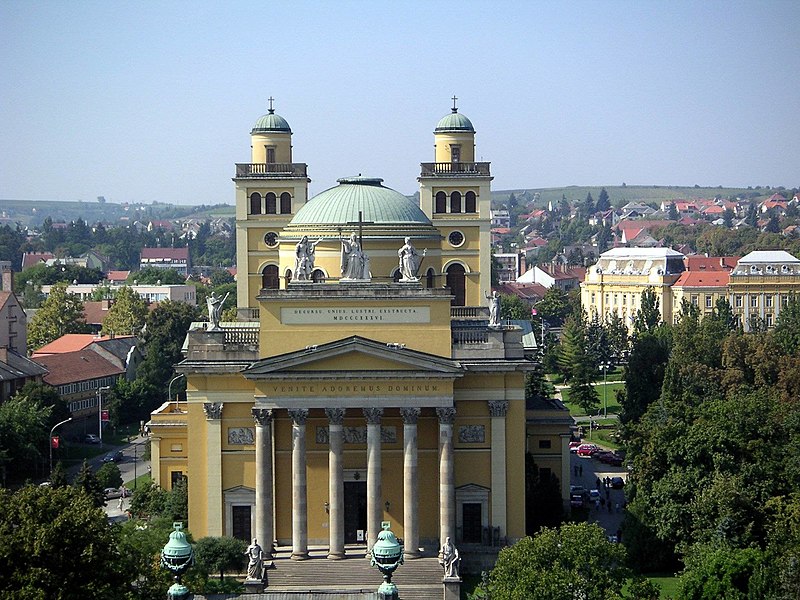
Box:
[149,102,571,561]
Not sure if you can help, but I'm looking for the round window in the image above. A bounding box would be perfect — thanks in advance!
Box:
[448,230,465,247]
[264,232,278,247]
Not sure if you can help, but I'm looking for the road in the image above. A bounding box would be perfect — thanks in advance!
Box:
[85,435,151,520]
[570,450,627,541]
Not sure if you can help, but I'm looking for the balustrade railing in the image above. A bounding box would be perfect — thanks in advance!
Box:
[451,306,489,319]
[452,327,489,345]
[420,162,491,177]
[235,163,308,178]
[223,327,259,346]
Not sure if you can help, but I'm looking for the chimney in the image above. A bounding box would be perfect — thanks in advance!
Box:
[0,347,7,363]
[0,261,11,292]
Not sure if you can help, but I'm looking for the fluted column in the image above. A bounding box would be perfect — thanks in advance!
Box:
[401,407,421,559]
[203,402,223,536]
[488,400,509,537]
[364,407,383,554]
[437,407,456,545]
[252,408,274,559]
[288,408,309,560]
[325,407,346,559]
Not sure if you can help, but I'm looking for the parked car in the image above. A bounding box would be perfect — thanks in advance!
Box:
[576,443,599,457]
[85,434,100,444]
[588,489,601,502]
[569,441,582,453]
[103,450,124,463]
[104,486,129,500]
[570,485,587,497]
[570,494,585,509]
[610,476,625,489]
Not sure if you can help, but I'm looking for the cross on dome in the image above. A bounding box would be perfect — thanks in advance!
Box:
[451,95,458,113]
[268,96,275,114]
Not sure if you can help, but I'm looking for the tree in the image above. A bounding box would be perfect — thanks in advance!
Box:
[620,327,671,424]
[632,287,661,337]
[73,460,106,507]
[499,293,529,320]
[0,485,126,599]
[486,523,628,599]
[723,207,734,228]
[194,536,246,581]
[596,188,611,212]
[96,462,123,490]
[536,286,572,326]
[27,281,90,352]
[773,295,800,356]
[129,480,169,519]
[0,395,51,484]
[129,267,185,285]
[13,380,69,430]
[102,285,149,336]
[668,202,679,221]
[209,268,234,286]
[676,544,766,600]
[745,203,758,228]
[605,311,629,360]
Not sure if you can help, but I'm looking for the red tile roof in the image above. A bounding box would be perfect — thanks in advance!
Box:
[683,256,739,271]
[21,252,55,270]
[107,270,130,282]
[673,271,730,288]
[31,333,134,356]
[33,349,124,386]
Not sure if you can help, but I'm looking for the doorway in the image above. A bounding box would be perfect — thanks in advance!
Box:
[462,503,482,543]
[344,481,368,544]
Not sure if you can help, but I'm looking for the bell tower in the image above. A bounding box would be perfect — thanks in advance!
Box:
[234,99,310,318]
[418,98,492,306]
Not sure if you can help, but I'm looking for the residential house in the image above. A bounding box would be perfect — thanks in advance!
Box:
[517,262,586,291]
[493,252,525,283]
[0,347,48,403]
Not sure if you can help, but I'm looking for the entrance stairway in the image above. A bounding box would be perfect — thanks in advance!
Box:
[266,545,444,600]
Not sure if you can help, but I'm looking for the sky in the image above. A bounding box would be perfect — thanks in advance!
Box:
[1,1,798,206]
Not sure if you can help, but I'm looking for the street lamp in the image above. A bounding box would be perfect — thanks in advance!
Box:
[168,373,186,404]
[49,417,73,476]
[96,386,110,444]
[599,363,610,419]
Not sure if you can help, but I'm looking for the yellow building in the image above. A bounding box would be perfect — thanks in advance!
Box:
[582,248,800,331]
[149,104,570,561]
[581,247,686,326]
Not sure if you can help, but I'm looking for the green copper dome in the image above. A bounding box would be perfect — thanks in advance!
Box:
[435,108,474,133]
[251,109,291,134]
[289,177,431,226]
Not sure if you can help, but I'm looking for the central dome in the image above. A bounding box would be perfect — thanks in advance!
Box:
[289,177,431,226]
[435,108,474,133]
[251,109,291,134]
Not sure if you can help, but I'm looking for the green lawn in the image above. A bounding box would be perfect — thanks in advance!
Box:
[560,382,623,417]
[124,472,152,490]
[648,574,680,599]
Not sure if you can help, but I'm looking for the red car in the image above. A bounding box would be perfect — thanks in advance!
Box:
[576,443,599,457]
[569,441,582,453]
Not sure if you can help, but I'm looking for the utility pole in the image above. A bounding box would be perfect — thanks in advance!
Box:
[49,417,73,476]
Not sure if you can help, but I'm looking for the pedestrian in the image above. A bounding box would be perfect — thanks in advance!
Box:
[595,499,600,510]
[117,496,123,510]
[600,497,606,508]
[615,502,620,513]
[596,477,601,489]
[605,489,610,500]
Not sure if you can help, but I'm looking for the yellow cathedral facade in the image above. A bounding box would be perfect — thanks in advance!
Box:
[149,101,570,561]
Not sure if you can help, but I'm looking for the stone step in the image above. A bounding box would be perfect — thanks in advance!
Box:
[266,547,444,599]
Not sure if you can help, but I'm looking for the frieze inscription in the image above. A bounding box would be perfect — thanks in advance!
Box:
[282,306,430,325]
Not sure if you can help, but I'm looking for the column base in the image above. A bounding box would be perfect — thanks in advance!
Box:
[327,551,346,560]
[290,552,309,561]
[403,550,422,559]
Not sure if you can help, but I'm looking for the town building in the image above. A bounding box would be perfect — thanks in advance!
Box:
[39,282,197,306]
[139,247,190,275]
[516,262,585,291]
[149,104,570,562]
[492,251,525,283]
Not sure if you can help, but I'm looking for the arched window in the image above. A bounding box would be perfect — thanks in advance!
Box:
[280,192,292,214]
[465,191,476,213]
[435,191,447,214]
[266,192,277,214]
[249,192,262,215]
[284,269,292,286]
[311,269,326,283]
[450,191,462,214]
[261,265,279,290]
[445,263,466,306]
[426,268,435,289]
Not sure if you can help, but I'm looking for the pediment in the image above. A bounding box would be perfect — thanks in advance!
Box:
[243,335,462,379]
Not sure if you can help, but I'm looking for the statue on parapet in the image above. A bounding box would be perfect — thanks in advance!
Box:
[439,536,460,579]
[485,290,501,328]
[207,291,230,330]
[294,235,323,281]
[244,538,265,581]
[340,232,370,280]
[398,237,426,282]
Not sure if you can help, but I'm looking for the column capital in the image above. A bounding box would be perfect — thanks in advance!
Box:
[363,407,384,425]
[436,407,457,425]
[488,400,509,417]
[325,407,346,425]
[252,408,273,426]
[203,402,223,420]
[288,408,309,425]
[400,407,421,424]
